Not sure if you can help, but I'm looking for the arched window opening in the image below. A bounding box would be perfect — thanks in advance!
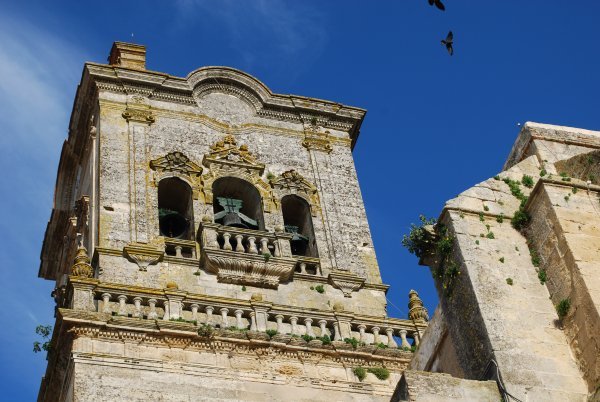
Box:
[281,195,317,257]
[158,177,194,239]
[212,177,264,231]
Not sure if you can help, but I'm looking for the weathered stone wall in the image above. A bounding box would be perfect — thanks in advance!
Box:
[391,370,500,402]
[406,122,600,400]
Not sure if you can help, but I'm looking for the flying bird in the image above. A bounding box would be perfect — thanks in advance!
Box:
[441,31,453,55]
[428,0,445,11]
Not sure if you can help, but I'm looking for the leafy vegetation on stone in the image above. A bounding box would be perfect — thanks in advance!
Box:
[367,367,390,381]
[198,324,214,338]
[266,329,277,338]
[314,285,325,293]
[353,366,366,381]
[401,215,436,259]
[537,268,547,284]
[556,298,571,318]
[486,232,495,239]
[320,335,332,345]
[506,278,513,285]
[522,175,534,188]
[344,337,359,349]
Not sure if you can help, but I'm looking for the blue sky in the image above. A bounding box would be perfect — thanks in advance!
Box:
[1,1,599,400]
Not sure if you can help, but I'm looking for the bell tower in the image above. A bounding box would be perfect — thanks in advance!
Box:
[37,42,427,401]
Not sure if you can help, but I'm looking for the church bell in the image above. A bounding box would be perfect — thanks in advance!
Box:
[158,208,189,238]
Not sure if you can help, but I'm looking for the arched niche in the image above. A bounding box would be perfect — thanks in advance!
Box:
[281,195,318,257]
[157,177,194,240]
[212,177,265,231]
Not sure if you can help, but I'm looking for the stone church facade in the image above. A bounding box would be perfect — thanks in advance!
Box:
[37,42,427,401]
[37,42,600,402]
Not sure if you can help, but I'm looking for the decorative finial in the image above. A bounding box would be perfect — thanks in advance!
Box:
[71,246,94,278]
[408,289,429,322]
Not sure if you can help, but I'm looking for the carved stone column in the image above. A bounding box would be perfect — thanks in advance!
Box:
[304,318,315,337]
[318,320,328,338]
[118,295,128,316]
[205,306,214,325]
[234,309,244,329]
[372,326,380,344]
[190,304,199,322]
[275,314,284,333]
[357,324,367,344]
[290,316,299,335]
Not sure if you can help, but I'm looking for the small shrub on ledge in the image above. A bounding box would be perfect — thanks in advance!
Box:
[556,298,571,318]
[197,324,213,338]
[265,329,277,338]
[353,366,366,382]
[301,334,314,342]
[344,337,359,349]
[320,335,332,345]
[367,367,390,381]
[314,285,325,293]
[375,342,388,349]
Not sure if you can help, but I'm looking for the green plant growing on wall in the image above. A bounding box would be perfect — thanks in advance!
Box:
[344,337,359,349]
[301,334,314,342]
[320,335,332,345]
[522,175,534,188]
[33,325,52,354]
[375,342,388,349]
[506,278,513,285]
[486,232,495,239]
[314,285,325,293]
[401,215,436,259]
[483,205,489,212]
[537,269,547,284]
[367,367,390,381]
[198,324,214,338]
[540,168,547,177]
[529,246,540,267]
[556,298,571,318]
[496,214,504,224]
[353,366,367,381]
[262,252,271,262]
[499,257,505,263]
[266,329,277,338]
[560,172,571,182]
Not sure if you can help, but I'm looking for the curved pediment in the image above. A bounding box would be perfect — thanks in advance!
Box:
[187,66,284,114]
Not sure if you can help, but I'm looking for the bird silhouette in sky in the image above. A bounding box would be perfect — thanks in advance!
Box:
[441,31,453,55]
[428,0,445,11]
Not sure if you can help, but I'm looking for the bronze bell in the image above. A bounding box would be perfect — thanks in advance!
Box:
[222,211,248,229]
[159,208,189,238]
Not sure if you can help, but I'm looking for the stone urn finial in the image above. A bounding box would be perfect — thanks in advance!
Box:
[408,289,429,322]
[165,281,179,290]
[71,246,94,278]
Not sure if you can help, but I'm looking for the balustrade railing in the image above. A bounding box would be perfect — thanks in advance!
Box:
[294,256,321,276]
[93,288,421,349]
[164,238,197,259]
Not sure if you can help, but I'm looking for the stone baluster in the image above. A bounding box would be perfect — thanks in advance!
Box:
[247,237,258,254]
[275,314,284,333]
[304,318,315,337]
[148,298,158,319]
[234,234,244,252]
[299,262,307,274]
[250,312,257,331]
[372,326,380,344]
[259,238,271,256]
[414,330,421,346]
[333,322,342,341]
[175,245,183,258]
[399,329,411,348]
[290,316,298,336]
[385,327,398,348]
[358,324,367,344]
[118,295,128,316]
[190,304,199,322]
[234,309,244,329]
[222,232,233,251]
[273,240,281,257]
[318,320,328,337]
[220,308,230,327]
[101,293,112,314]
[132,297,143,318]
[205,306,214,325]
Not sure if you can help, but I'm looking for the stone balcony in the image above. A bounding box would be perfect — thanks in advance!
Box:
[68,277,426,349]
[199,222,298,288]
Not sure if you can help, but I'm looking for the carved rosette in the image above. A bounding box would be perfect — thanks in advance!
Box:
[71,246,94,278]
[408,289,429,322]
[328,270,365,298]
[124,241,165,271]
[203,249,295,289]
